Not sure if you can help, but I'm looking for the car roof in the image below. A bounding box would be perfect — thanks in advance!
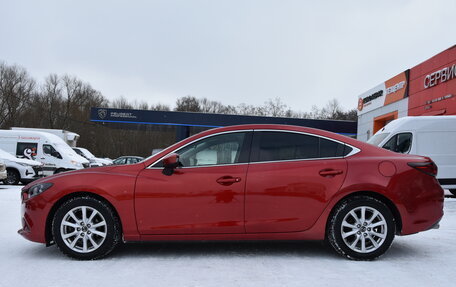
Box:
[379,116,456,133]
[143,124,393,166]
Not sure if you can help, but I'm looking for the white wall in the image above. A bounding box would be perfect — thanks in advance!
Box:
[357,98,408,142]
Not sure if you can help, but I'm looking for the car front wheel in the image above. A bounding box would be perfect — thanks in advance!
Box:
[327,195,396,260]
[52,196,121,260]
[4,169,20,185]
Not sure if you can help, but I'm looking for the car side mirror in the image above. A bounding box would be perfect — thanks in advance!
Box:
[162,153,181,176]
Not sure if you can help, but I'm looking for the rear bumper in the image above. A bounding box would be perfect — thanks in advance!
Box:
[426,218,441,231]
[399,179,445,235]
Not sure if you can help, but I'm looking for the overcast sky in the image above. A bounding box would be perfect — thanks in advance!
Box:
[1,0,454,112]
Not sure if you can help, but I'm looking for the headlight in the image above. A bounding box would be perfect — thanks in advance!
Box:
[71,160,82,167]
[22,182,53,200]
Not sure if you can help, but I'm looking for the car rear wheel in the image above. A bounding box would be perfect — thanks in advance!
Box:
[327,195,395,260]
[52,196,121,260]
[3,169,20,185]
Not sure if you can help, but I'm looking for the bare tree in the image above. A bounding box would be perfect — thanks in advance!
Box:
[321,98,343,119]
[198,97,227,113]
[150,103,171,111]
[39,74,63,128]
[0,62,35,128]
[111,96,134,109]
[175,96,200,112]
[263,98,288,117]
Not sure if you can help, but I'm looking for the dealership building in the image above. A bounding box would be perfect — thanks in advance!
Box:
[357,45,456,141]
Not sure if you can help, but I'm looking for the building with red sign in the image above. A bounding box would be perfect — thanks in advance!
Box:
[357,45,456,141]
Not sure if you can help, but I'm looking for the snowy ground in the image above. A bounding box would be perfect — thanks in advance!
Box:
[0,185,455,287]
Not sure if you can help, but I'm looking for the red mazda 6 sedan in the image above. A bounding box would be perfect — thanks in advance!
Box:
[18,125,444,260]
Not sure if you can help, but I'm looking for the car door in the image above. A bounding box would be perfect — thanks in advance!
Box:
[245,130,349,233]
[135,131,252,235]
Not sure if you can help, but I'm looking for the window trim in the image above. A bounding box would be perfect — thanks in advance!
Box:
[147,130,253,169]
[249,129,360,164]
[147,129,360,169]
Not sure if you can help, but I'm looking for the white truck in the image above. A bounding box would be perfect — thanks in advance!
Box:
[0,130,89,175]
[11,127,80,147]
[0,148,43,185]
[368,116,456,195]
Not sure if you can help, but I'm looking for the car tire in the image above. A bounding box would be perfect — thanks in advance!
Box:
[52,196,121,260]
[449,189,456,196]
[327,195,396,260]
[3,169,20,185]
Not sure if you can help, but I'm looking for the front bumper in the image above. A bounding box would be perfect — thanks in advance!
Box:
[20,166,44,183]
[18,195,50,244]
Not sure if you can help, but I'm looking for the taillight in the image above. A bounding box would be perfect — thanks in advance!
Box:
[408,161,438,177]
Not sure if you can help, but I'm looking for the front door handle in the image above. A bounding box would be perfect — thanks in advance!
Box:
[216,176,242,186]
[319,169,343,177]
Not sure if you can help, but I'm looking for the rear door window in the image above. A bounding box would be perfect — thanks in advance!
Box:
[251,131,351,162]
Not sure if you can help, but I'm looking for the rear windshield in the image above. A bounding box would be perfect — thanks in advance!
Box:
[367,133,390,146]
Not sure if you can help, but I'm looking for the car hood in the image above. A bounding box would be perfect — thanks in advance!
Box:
[95,157,113,165]
[23,163,145,189]
[2,157,42,167]
[14,157,43,166]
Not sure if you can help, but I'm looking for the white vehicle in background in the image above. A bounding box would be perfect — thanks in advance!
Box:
[11,127,80,147]
[0,130,89,175]
[0,160,6,181]
[368,116,456,195]
[0,148,43,185]
[72,147,113,167]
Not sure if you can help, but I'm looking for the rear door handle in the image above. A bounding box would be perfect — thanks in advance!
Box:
[319,169,343,177]
[216,176,241,186]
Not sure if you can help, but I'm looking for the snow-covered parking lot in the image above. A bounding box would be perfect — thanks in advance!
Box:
[0,185,455,287]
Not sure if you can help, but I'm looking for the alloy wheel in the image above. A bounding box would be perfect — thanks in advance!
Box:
[60,206,107,253]
[340,206,387,253]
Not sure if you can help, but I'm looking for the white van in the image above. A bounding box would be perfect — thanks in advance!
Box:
[11,127,80,147]
[73,147,113,167]
[0,148,43,185]
[0,130,89,175]
[368,116,456,195]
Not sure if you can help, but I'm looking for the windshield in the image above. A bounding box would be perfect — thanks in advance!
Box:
[367,133,390,146]
[79,148,96,158]
[55,142,80,155]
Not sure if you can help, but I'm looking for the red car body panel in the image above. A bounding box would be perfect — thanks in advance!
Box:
[245,158,347,233]
[135,165,247,234]
[18,124,444,245]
